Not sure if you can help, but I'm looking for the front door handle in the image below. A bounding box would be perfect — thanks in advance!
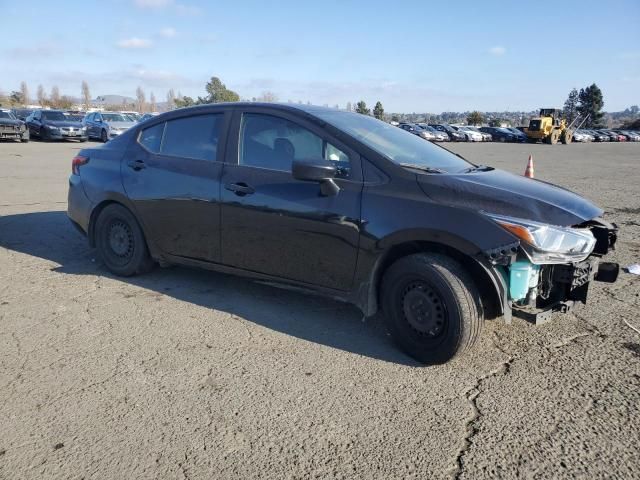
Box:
[225,182,255,196]
[127,159,146,171]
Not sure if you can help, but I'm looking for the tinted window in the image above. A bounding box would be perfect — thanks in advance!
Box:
[42,111,66,121]
[239,113,350,175]
[314,111,472,173]
[161,114,223,161]
[139,122,165,153]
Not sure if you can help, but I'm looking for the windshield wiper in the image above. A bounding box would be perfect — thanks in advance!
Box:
[399,163,445,174]
[460,164,494,173]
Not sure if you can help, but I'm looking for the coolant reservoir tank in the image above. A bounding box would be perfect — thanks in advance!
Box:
[509,261,540,301]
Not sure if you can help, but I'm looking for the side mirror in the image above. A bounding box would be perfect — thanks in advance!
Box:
[292,159,340,196]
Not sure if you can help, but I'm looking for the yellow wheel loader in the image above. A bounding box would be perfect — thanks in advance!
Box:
[524,108,587,145]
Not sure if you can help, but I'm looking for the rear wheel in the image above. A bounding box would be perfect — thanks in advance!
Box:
[381,253,483,364]
[95,204,154,276]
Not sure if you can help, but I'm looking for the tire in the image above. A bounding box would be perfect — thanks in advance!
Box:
[101,129,108,143]
[499,137,506,142]
[95,204,155,276]
[381,253,483,364]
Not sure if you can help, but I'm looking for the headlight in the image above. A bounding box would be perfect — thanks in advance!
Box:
[46,125,59,132]
[486,213,596,264]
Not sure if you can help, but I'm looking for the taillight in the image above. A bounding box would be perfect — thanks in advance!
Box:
[72,155,89,175]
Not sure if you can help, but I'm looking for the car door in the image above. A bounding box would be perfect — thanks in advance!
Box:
[28,111,42,136]
[121,111,230,262]
[84,113,95,137]
[219,108,363,291]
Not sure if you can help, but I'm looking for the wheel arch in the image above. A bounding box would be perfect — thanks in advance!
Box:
[363,240,505,321]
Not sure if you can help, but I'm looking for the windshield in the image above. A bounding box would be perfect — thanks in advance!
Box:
[102,113,128,122]
[42,111,67,121]
[314,111,473,173]
[0,111,16,120]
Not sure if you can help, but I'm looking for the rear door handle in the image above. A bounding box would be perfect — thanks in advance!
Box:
[225,182,255,196]
[127,159,146,171]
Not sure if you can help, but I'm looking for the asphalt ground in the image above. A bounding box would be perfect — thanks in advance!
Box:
[1,138,639,479]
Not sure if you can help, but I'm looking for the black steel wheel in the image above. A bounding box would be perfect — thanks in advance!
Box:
[381,253,482,364]
[95,204,154,276]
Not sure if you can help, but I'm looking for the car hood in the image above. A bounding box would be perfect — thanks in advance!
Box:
[45,120,84,128]
[416,168,602,226]
[0,118,22,127]
[106,121,135,129]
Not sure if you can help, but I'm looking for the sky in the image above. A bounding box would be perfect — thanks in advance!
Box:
[1,0,639,112]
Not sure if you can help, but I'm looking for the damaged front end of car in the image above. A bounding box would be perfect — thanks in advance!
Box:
[483,214,619,325]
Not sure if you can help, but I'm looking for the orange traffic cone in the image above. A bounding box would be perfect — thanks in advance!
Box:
[524,155,534,178]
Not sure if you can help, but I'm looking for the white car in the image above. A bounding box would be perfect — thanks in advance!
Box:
[458,126,484,142]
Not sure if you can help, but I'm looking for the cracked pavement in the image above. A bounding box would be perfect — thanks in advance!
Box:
[0,140,639,479]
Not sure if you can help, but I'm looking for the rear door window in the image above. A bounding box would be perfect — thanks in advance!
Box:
[161,114,223,161]
[139,122,165,153]
[137,114,224,161]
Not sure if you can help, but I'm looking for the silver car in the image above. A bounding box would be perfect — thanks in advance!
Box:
[84,112,137,142]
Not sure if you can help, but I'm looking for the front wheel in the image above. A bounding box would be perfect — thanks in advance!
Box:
[381,253,483,364]
[101,129,108,143]
[95,204,155,276]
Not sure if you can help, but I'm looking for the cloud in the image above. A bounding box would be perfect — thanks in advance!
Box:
[617,51,640,60]
[117,37,153,49]
[159,27,177,38]
[175,3,201,16]
[488,46,506,56]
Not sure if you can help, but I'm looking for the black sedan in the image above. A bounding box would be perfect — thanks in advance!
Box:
[428,123,467,141]
[479,127,518,142]
[25,109,88,142]
[0,109,29,142]
[67,103,619,364]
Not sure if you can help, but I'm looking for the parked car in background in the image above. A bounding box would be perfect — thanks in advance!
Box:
[504,128,528,142]
[66,103,619,364]
[596,130,621,142]
[120,111,142,122]
[11,108,35,121]
[83,112,136,142]
[456,126,484,142]
[417,124,449,141]
[572,130,593,142]
[399,123,437,141]
[614,130,640,141]
[479,127,517,142]
[0,108,29,142]
[64,112,87,122]
[25,109,87,141]
[462,126,492,141]
[138,112,160,123]
[584,129,609,142]
[429,123,466,141]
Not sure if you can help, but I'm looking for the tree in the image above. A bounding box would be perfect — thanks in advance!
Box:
[136,86,146,112]
[467,111,484,125]
[37,84,46,106]
[345,102,352,112]
[9,91,22,105]
[150,92,156,112]
[174,95,196,108]
[50,86,60,108]
[563,88,579,124]
[166,88,176,110]
[577,83,604,128]
[81,81,91,110]
[373,101,385,120]
[20,81,29,106]
[355,100,370,115]
[256,91,278,102]
[203,76,240,103]
[58,96,74,110]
